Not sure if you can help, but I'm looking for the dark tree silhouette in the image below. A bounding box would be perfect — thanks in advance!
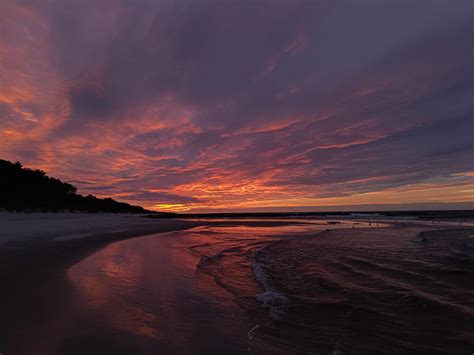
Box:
[0,159,154,213]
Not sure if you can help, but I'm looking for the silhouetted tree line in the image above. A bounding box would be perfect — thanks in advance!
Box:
[0,159,151,213]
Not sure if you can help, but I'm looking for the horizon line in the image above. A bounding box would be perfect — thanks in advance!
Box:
[164,201,474,214]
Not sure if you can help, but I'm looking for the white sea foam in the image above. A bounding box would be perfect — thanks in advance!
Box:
[251,260,270,288]
[251,250,287,321]
[411,235,426,243]
[247,323,260,340]
[256,291,286,320]
[350,213,382,218]
[247,324,261,354]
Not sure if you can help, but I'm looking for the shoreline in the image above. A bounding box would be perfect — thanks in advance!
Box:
[0,217,206,354]
[0,215,316,354]
[0,217,206,294]
[0,213,312,276]
[1,216,473,354]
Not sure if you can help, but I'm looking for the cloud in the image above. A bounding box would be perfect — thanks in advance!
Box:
[0,0,472,211]
[120,191,202,204]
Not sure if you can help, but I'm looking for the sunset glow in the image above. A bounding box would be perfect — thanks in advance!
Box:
[0,1,472,212]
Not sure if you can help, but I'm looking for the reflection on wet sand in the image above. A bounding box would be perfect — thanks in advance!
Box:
[3,218,470,355]
[67,230,252,354]
[66,220,379,354]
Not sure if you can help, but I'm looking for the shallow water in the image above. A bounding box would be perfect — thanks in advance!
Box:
[66,229,250,354]
[65,219,371,354]
[5,218,470,355]
[249,227,474,354]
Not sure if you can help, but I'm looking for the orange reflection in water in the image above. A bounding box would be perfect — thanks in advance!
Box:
[68,234,202,342]
[66,220,386,352]
[67,226,256,353]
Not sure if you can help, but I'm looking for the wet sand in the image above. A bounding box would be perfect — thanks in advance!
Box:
[0,218,203,355]
[0,217,473,354]
[0,216,314,354]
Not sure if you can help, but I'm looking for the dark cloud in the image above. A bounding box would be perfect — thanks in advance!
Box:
[0,0,472,210]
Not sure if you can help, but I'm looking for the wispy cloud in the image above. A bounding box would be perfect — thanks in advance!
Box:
[0,0,472,211]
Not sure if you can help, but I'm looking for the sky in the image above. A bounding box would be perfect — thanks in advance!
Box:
[0,0,473,212]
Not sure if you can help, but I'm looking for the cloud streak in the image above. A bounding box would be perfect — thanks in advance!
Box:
[0,0,473,211]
